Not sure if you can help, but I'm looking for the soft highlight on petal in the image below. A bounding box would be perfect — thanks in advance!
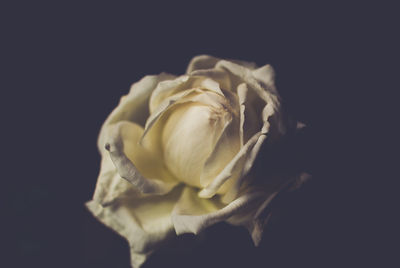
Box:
[98,73,176,151]
[105,121,178,195]
[199,132,264,199]
[149,75,225,114]
[86,186,184,268]
[186,55,221,74]
[172,187,265,235]
[162,102,232,187]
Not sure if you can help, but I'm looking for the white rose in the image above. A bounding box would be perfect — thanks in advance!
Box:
[86,55,309,268]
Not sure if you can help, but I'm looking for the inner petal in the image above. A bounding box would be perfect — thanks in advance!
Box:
[162,102,231,187]
[115,121,177,186]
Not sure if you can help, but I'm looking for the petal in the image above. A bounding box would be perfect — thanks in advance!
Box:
[172,187,265,235]
[86,185,183,268]
[162,103,232,187]
[189,69,232,91]
[149,75,225,114]
[98,73,176,152]
[216,60,279,105]
[222,134,267,203]
[143,88,197,146]
[243,193,277,246]
[142,88,229,152]
[186,55,257,73]
[237,83,247,147]
[149,75,190,114]
[198,132,264,199]
[91,152,136,205]
[237,83,265,144]
[199,112,240,188]
[251,64,277,94]
[105,121,178,195]
[216,60,289,137]
[186,55,221,73]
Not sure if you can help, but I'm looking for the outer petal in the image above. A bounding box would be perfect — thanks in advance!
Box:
[104,121,178,195]
[198,113,240,188]
[172,187,266,235]
[251,64,278,95]
[91,120,179,206]
[186,55,221,74]
[222,134,267,203]
[91,151,135,205]
[149,75,224,114]
[216,61,278,104]
[216,60,289,137]
[200,61,293,203]
[189,69,232,91]
[186,55,257,74]
[86,186,184,268]
[237,83,263,145]
[172,174,309,247]
[198,132,265,200]
[98,73,176,152]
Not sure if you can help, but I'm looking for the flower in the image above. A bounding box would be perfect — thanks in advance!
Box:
[86,55,309,268]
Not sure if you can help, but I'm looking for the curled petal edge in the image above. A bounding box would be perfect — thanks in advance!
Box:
[186,55,257,74]
[198,132,264,199]
[105,121,177,195]
[172,190,265,235]
[98,73,176,152]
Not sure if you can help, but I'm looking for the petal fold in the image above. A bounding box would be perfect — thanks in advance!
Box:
[186,55,257,73]
[198,132,264,199]
[149,75,224,114]
[98,73,176,152]
[105,121,177,195]
[172,187,265,235]
[86,185,183,268]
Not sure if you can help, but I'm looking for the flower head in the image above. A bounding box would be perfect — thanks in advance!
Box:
[86,55,309,268]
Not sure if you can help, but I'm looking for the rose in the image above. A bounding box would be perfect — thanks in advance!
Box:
[86,55,309,268]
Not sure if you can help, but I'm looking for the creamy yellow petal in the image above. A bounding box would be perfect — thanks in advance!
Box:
[98,73,176,152]
[199,111,240,187]
[172,187,265,235]
[143,88,229,152]
[186,55,257,74]
[143,88,237,187]
[186,55,221,74]
[237,83,265,144]
[149,75,190,114]
[189,69,232,92]
[199,132,264,199]
[162,102,231,187]
[149,75,227,113]
[222,134,268,204]
[216,60,291,140]
[105,121,178,194]
[86,186,183,268]
[251,64,277,93]
[91,152,137,205]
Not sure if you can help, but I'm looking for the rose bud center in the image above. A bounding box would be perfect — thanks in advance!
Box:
[161,90,239,188]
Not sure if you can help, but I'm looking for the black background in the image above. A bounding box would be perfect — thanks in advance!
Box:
[3,1,392,268]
